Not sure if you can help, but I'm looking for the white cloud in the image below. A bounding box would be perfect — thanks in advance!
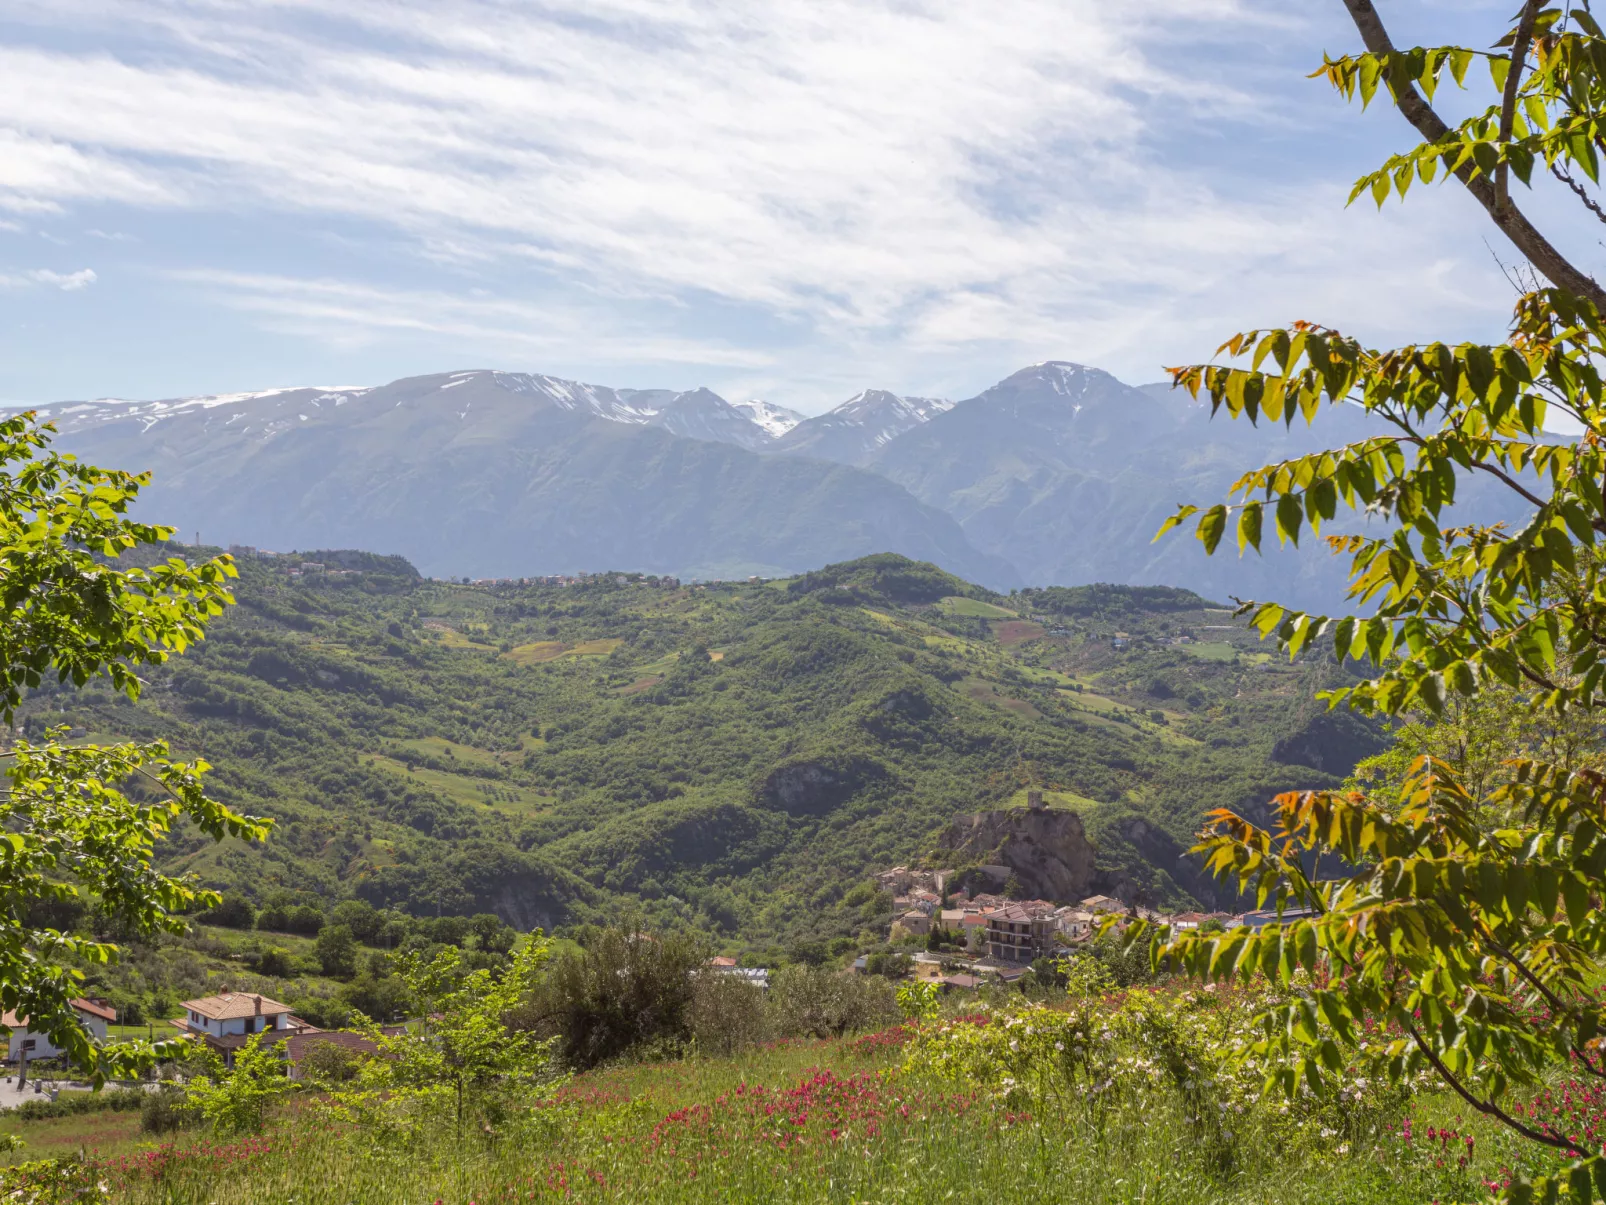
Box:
[0,1,1537,405]
[0,267,97,290]
[166,268,774,367]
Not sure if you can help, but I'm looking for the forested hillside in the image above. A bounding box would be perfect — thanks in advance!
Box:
[25,550,1376,961]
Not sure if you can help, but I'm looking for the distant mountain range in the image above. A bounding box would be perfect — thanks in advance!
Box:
[20,361,1514,608]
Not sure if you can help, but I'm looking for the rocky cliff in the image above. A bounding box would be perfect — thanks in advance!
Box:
[938,807,1100,903]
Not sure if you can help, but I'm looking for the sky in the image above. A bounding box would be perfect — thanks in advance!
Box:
[0,0,1576,413]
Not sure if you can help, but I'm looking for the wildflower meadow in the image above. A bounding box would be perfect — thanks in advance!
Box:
[2,977,1592,1204]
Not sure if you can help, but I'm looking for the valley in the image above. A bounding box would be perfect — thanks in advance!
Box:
[23,549,1378,960]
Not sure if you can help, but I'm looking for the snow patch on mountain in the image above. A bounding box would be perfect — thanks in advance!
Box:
[730,398,803,438]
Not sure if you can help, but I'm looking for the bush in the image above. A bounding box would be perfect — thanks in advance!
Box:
[765,965,899,1039]
[139,1085,190,1135]
[255,947,293,978]
[12,1087,144,1122]
[295,1038,367,1085]
[255,906,289,933]
[514,922,707,1069]
[286,905,325,936]
[340,969,412,1023]
[865,952,912,979]
[201,895,257,930]
[687,971,769,1056]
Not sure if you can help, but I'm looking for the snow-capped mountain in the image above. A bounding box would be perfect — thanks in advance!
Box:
[768,388,955,466]
[15,359,1484,611]
[30,371,797,453]
[730,398,803,439]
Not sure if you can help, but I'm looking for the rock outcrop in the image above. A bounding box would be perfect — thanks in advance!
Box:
[938,807,1099,903]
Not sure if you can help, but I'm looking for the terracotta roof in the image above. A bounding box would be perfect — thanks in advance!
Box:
[286,1030,379,1062]
[709,956,738,968]
[2,998,116,1028]
[180,993,294,1021]
[990,904,1046,923]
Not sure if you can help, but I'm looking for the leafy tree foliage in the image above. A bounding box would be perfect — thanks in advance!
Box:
[348,939,556,1134]
[180,1032,290,1135]
[0,414,266,1082]
[1148,4,1606,1199]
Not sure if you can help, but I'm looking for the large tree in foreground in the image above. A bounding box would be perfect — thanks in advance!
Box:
[0,413,268,1082]
[1143,3,1606,1200]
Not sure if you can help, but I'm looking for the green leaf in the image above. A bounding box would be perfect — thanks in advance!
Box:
[1197,505,1228,555]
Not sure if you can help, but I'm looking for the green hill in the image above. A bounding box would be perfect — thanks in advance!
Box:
[23,551,1376,960]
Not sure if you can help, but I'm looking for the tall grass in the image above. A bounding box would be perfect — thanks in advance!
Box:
[93,1032,1498,1205]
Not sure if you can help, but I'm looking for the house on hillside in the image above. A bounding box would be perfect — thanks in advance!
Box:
[894,909,932,937]
[4,999,115,1062]
[986,905,1056,964]
[1053,908,1096,941]
[1079,895,1125,915]
[171,992,316,1066]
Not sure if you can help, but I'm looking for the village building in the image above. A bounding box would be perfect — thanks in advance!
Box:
[1079,895,1125,915]
[4,998,115,1062]
[985,904,1056,964]
[896,909,932,937]
[1053,908,1096,941]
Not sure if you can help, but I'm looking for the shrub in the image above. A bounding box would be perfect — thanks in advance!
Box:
[255,947,293,978]
[200,894,257,930]
[286,905,325,936]
[687,971,769,1056]
[765,965,899,1039]
[296,1038,367,1085]
[139,1084,190,1135]
[12,1086,144,1121]
[515,922,707,1069]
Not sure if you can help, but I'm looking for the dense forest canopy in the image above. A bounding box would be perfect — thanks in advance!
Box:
[26,550,1372,961]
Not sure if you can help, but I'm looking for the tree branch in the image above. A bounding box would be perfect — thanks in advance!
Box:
[1551,162,1606,227]
[1497,1,1542,210]
[1402,1019,1575,1149]
[1341,0,1606,310]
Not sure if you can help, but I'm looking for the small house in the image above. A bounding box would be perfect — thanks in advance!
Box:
[4,999,116,1062]
[170,992,314,1066]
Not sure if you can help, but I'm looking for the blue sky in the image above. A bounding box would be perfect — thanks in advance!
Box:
[0,0,1570,413]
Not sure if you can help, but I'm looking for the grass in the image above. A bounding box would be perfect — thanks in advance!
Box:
[1179,642,1238,662]
[63,1017,1534,1205]
[936,595,1017,619]
[0,1108,146,1167]
[369,756,549,817]
[957,677,1041,719]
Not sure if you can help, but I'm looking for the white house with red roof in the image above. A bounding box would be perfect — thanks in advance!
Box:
[171,992,317,1065]
[4,998,116,1061]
